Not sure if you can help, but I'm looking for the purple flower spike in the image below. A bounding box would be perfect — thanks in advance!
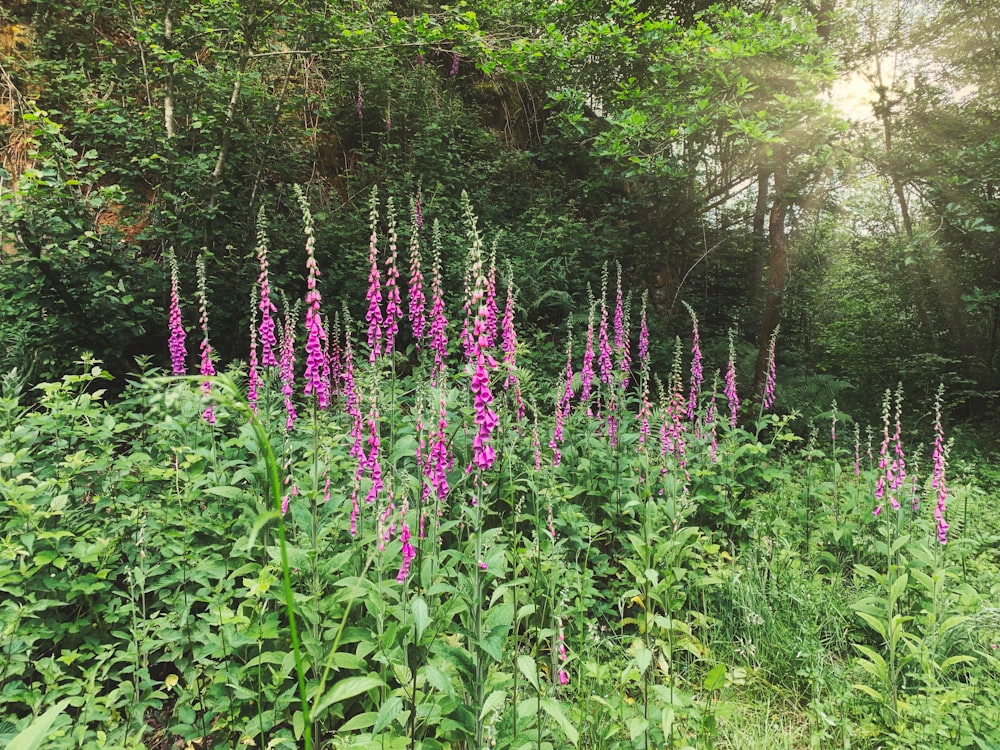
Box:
[166,249,187,376]
[408,196,427,344]
[550,330,573,466]
[366,189,384,362]
[639,291,650,366]
[196,255,215,424]
[931,385,949,544]
[724,330,739,428]
[248,287,260,413]
[297,186,330,410]
[683,303,702,420]
[763,325,778,411]
[428,231,449,385]
[613,262,630,387]
[580,293,596,410]
[485,250,498,350]
[255,210,279,368]
[384,197,402,355]
[501,271,525,420]
[397,521,415,582]
[280,305,297,430]
[597,265,613,385]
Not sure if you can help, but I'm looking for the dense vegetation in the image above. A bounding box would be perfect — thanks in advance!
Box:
[2,0,1000,747]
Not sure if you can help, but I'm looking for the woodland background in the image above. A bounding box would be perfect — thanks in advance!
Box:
[1,0,998,424]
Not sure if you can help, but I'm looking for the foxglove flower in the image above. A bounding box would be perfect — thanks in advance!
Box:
[580,293,596,411]
[296,185,330,410]
[429,227,449,385]
[724,330,739,428]
[638,291,650,366]
[613,262,630,388]
[364,391,383,505]
[550,330,573,466]
[341,314,363,459]
[597,265,613,385]
[428,392,450,501]
[248,286,260,412]
[501,271,525,420]
[461,194,499,471]
[931,386,949,544]
[683,302,702,420]
[166,248,187,375]
[484,249,498,350]
[763,325,778,411]
[397,520,415,582]
[256,209,279,368]
[196,255,215,424]
[280,302,298,430]
[705,375,719,463]
[874,390,891,516]
[408,196,427,344]
[384,197,402,355]
[557,617,569,685]
[366,189,384,362]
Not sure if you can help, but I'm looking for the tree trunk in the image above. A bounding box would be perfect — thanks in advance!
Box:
[749,167,771,310]
[752,161,788,403]
[163,0,175,139]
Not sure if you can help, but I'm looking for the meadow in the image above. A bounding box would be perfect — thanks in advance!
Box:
[1,193,998,750]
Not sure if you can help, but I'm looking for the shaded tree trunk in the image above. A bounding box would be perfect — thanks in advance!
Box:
[753,161,788,403]
[749,167,771,310]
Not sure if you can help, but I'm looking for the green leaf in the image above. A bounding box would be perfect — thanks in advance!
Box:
[313,675,384,717]
[941,655,975,671]
[373,695,403,733]
[852,682,883,701]
[517,655,540,692]
[540,697,579,747]
[889,572,908,604]
[480,690,506,721]
[855,611,888,640]
[939,615,970,633]
[703,663,727,691]
[7,700,69,750]
[205,485,245,499]
[411,596,429,642]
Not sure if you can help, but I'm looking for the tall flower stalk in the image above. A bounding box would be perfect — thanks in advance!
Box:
[166,248,187,376]
[550,329,573,466]
[683,302,702,421]
[407,195,427,345]
[279,296,298,430]
[248,285,260,413]
[196,255,215,425]
[429,222,449,386]
[580,289,597,414]
[763,324,779,411]
[366,188,384,363]
[931,385,949,546]
[724,329,740,429]
[500,268,524,421]
[384,197,402,356]
[613,261,630,389]
[464,210,498,471]
[256,207,279,368]
[296,185,330,411]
